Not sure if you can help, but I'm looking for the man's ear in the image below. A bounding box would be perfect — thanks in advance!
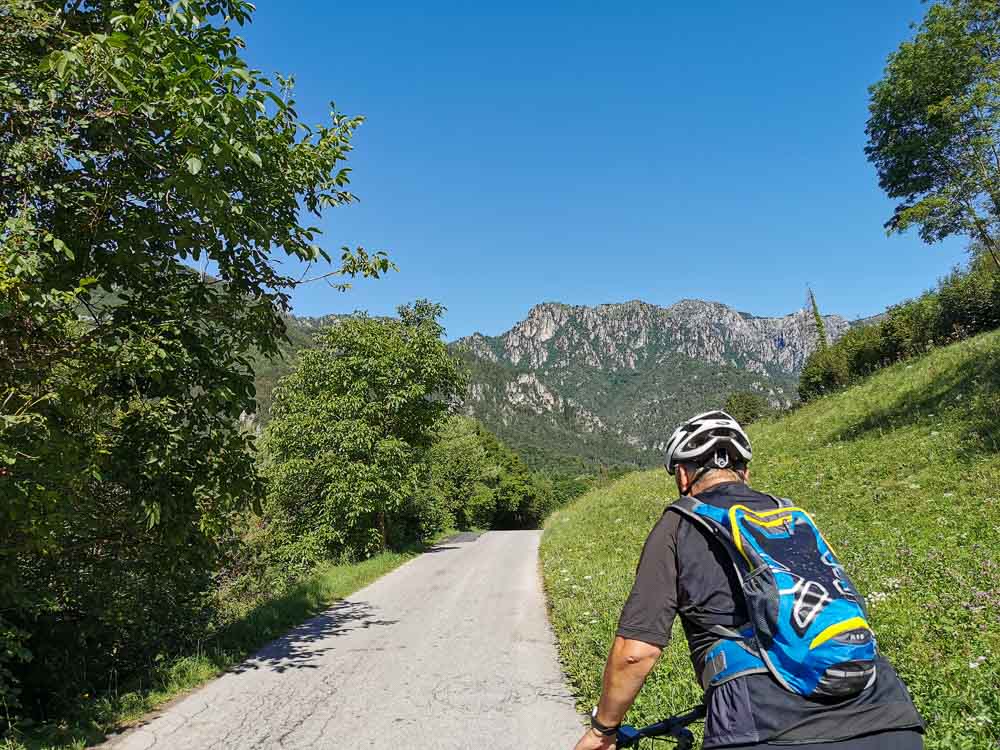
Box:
[675,465,688,495]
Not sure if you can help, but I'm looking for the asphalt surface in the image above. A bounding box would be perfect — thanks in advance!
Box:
[103,530,584,749]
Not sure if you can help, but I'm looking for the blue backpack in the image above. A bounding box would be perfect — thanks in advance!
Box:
[668,495,878,698]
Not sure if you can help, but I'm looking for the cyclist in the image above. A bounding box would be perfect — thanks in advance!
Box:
[573,411,925,750]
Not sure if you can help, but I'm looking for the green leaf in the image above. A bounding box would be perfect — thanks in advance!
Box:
[51,238,73,260]
[232,67,253,85]
[186,155,203,175]
[107,33,131,49]
[106,70,129,93]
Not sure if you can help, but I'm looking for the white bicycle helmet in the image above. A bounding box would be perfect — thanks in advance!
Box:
[664,410,752,475]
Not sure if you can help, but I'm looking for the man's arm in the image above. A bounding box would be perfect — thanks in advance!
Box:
[572,511,680,749]
[572,636,663,750]
[596,636,663,724]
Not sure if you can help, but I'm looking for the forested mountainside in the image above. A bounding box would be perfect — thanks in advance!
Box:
[450,300,851,471]
[256,299,851,473]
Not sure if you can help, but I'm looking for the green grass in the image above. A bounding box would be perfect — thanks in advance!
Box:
[3,551,418,750]
[541,328,1000,750]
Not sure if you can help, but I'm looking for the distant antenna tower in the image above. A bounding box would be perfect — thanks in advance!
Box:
[807,286,828,351]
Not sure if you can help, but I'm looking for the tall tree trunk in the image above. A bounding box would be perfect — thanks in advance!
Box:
[970,214,1000,271]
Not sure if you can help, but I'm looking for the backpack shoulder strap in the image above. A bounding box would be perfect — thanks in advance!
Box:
[668,498,763,682]
[667,496,723,539]
[667,495,702,517]
[667,496,746,584]
[765,493,794,509]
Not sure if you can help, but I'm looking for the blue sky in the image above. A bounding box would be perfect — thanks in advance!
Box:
[240,1,965,340]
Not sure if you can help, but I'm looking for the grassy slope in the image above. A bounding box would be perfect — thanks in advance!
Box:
[541,328,1000,750]
[5,552,417,750]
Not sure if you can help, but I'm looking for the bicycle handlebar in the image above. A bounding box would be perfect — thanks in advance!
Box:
[616,704,706,749]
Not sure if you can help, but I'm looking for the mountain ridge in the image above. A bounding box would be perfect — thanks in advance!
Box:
[258,297,856,473]
[448,298,853,471]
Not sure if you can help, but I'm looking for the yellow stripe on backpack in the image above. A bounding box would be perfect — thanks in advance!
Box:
[809,617,872,650]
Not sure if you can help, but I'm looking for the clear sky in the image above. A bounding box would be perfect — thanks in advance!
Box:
[239,1,966,340]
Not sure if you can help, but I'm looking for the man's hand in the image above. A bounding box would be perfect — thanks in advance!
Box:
[573,726,617,750]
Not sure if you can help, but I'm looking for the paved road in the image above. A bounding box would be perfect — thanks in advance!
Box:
[104,530,583,749]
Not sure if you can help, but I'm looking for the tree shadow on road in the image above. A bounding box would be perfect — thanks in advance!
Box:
[230,600,399,674]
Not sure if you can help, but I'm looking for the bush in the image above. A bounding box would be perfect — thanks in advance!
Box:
[937,260,1000,340]
[723,391,771,425]
[798,346,852,401]
[799,257,1000,400]
[882,293,942,359]
[834,321,890,379]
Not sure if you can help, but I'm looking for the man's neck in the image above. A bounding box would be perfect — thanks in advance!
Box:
[689,471,744,497]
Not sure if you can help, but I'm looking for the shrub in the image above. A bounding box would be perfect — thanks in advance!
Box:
[798,346,852,401]
[800,257,1000,400]
[937,259,1000,340]
[723,391,771,425]
[14,491,217,715]
[835,321,890,378]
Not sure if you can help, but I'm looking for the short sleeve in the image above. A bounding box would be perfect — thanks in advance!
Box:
[615,510,680,647]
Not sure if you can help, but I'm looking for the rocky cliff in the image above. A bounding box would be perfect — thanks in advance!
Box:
[452,299,851,470]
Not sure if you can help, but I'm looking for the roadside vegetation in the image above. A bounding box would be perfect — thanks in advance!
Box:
[1,294,580,748]
[1,551,415,750]
[800,251,1000,400]
[0,2,588,747]
[542,327,1000,750]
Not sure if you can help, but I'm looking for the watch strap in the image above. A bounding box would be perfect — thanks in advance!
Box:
[590,706,620,736]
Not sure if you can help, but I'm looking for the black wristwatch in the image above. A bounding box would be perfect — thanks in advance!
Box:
[590,706,620,736]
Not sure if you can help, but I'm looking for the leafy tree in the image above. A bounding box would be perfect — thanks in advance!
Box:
[723,390,771,425]
[0,0,388,716]
[415,415,555,532]
[260,303,465,570]
[416,416,501,531]
[867,0,1000,268]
